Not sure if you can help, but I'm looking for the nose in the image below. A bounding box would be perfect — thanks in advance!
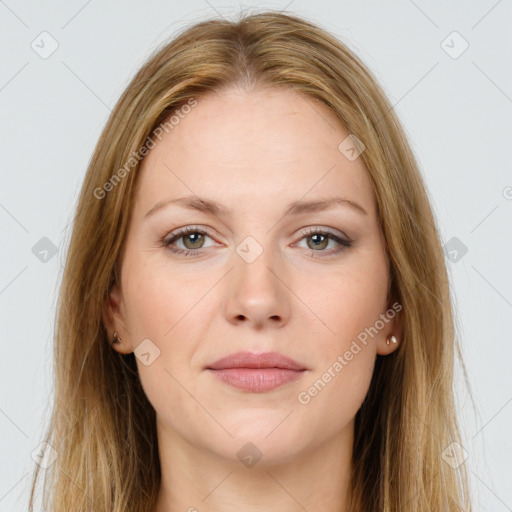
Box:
[223,243,291,329]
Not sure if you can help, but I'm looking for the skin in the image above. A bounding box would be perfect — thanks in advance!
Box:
[103,85,402,512]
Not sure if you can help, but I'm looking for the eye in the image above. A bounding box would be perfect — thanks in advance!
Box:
[293,227,352,257]
[160,226,352,258]
[160,226,216,257]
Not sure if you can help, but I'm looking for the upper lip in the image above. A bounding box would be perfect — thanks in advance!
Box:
[206,351,307,371]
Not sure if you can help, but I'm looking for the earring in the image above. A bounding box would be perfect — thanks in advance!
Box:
[112,331,122,345]
[386,334,398,346]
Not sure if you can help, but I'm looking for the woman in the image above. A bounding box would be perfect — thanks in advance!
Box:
[29,10,473,512]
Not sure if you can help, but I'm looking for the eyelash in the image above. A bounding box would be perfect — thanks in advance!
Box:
[160,225,352,258]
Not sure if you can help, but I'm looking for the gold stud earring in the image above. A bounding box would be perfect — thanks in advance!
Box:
[386,334,398,346]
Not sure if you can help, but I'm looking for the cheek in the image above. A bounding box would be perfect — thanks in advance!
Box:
[308,254,389,352]
[122,254,207,374]
[122,253,198,342]
[298,347,376,433]
[122,267,202,431]
[296,284,380,427]
[294,249,387,412]
[124,278,176,341]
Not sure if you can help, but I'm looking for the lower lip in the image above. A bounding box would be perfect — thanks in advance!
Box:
[207,368,306,392]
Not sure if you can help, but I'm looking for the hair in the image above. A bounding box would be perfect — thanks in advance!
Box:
[28,9,473,512]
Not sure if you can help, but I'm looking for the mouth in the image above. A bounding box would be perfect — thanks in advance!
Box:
[205,351,308,393]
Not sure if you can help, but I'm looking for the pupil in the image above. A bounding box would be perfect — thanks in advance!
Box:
[186,233,202,248]
[310,234,327,250]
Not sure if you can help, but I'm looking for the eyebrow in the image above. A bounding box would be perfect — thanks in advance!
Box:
[144,194,368,220]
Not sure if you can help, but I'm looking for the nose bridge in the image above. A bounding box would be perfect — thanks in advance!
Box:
[234,233,280,295]
[224,232,290,325]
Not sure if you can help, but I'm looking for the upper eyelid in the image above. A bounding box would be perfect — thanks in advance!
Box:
[299,226,350,240]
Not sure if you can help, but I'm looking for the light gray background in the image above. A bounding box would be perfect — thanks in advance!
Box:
[1,1,511,510]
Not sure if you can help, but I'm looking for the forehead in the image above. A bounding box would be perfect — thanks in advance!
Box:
[134,86,376,219]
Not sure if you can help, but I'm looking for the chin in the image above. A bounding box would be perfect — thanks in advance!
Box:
[212,417,308,463]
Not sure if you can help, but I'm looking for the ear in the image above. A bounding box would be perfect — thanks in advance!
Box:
[101,282,134,354]
[376,297,404,356]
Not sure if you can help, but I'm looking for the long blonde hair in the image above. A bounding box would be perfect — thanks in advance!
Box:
[29,10,473,511]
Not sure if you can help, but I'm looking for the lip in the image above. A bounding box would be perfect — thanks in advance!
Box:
[206,351,307,371]
[205,351,308,392]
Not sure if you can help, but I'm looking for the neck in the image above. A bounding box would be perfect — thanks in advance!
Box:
[154,417,354,512]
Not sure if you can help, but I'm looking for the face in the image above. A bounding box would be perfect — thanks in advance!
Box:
[104,86,402,465]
